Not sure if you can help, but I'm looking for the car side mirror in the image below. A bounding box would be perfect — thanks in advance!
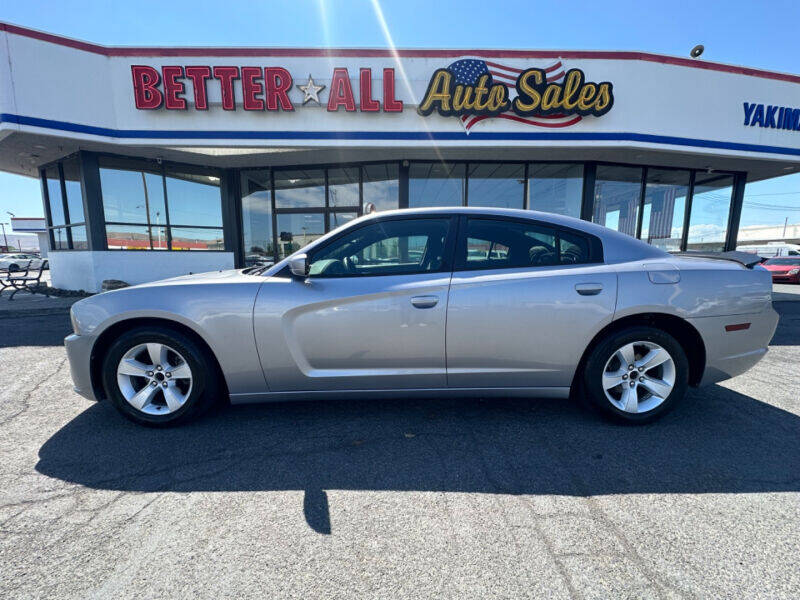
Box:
[288,253,309,278]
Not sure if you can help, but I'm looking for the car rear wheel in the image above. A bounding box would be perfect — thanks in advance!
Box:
[101,326,218,427]
[583,326,689,423]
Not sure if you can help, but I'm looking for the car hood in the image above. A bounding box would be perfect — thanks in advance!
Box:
[763,264,799,271]
[70,268,266,335]
[121,268,256,289]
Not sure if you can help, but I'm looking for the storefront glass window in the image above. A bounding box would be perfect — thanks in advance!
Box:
[62,156,84,224]
[687,173,733,252]
[529,163,583,218]
[641,169,690,251]
[738,173,800,252]
[170,227,225,251]
[150,226,169,250]
[274,169,325,208]
[409,162,465,207]
[241,170,274,265]
[99,156,224,251]
[327,167,360,209]
[45,166,65,226]
[70,226,88,250]
[106,224,152,250]
[100,160,166,224]
[42,157,90,251]
[276,213,326,260]
[592,166,643,237]
[165,169,222,227]
[51,227,69,250]
[362,163,399,212]
[467,163,525,209]
[329,211,359,231]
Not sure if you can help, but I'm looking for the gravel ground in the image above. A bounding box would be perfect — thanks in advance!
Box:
[0,302,798,599]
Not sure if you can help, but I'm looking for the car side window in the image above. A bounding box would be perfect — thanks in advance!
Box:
[457,217,597,271]
[308,218,452,277]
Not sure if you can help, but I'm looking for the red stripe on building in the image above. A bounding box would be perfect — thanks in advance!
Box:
[3,22,800,84]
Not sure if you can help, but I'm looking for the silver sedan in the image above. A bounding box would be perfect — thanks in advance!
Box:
[65,207,779,426]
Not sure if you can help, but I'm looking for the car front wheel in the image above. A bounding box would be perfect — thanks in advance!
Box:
[583,326,689,423]
[101,326,218,426]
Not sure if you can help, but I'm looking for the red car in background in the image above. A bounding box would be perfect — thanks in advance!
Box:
[762,257,800,283]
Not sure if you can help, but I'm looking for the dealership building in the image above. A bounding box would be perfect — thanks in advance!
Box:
[1,22,800,291]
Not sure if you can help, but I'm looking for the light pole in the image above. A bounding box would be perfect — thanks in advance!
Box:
[155,211,163,249]
[0,222,8,250]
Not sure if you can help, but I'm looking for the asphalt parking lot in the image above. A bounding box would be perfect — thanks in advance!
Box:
[1,293,799,599]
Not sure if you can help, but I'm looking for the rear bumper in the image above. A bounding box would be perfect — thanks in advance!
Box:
[64,333,98,401]
[689,306,780,386]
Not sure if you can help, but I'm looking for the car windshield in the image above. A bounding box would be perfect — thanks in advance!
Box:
[764,258,800,265]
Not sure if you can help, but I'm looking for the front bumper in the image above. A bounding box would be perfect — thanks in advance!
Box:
[771,273,800,283]
[64,333,98,401]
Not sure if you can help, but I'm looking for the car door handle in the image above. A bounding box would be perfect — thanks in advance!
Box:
[411,295,439,309]
[575,283,603,296]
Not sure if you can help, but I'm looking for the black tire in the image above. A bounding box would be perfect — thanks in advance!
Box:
[9,263,19,272]
[101,325,219,427]
[582,326,689,424]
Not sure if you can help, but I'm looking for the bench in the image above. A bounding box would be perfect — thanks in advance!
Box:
[0,260,29,296]
[5,260,50,300]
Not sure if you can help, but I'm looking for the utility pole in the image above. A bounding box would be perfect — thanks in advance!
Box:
[783,216,788,238]
[0,222,8,250]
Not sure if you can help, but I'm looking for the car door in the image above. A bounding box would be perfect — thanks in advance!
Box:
[446,216,617,389]
[253,215,457,392]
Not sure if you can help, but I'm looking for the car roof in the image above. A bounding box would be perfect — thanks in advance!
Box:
[359,207,669,263]
[261,207,670,277]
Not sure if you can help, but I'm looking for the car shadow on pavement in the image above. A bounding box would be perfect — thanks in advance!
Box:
[0,313,72,348]
[37,385,800,534]
[770,301,800,345]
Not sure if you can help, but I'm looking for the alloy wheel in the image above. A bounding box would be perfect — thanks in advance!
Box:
[601,341,676,414]
[116,343,193,415]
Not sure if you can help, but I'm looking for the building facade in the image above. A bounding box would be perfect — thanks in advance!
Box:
[1,23,799,291]
[9,217,48,254]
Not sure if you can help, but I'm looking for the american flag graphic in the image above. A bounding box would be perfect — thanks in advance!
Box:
[446,58,582,133]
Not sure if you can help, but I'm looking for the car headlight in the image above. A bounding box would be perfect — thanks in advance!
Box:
[68,297,104,335]
[789,268,800,275]
[70,307,80,335]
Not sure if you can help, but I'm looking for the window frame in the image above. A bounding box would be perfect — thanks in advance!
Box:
[40,155,88,251]
[453,215,603,273]
[96,153,226,252]
[683,172,736,253]
[639,167,691,250]
[306,213,459,279]
[241,161,402,264]
[237,158,745,268]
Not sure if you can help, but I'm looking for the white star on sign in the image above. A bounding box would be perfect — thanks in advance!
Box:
[297,74,325,105]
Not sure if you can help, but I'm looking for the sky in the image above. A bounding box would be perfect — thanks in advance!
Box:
[1,0,799,233]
